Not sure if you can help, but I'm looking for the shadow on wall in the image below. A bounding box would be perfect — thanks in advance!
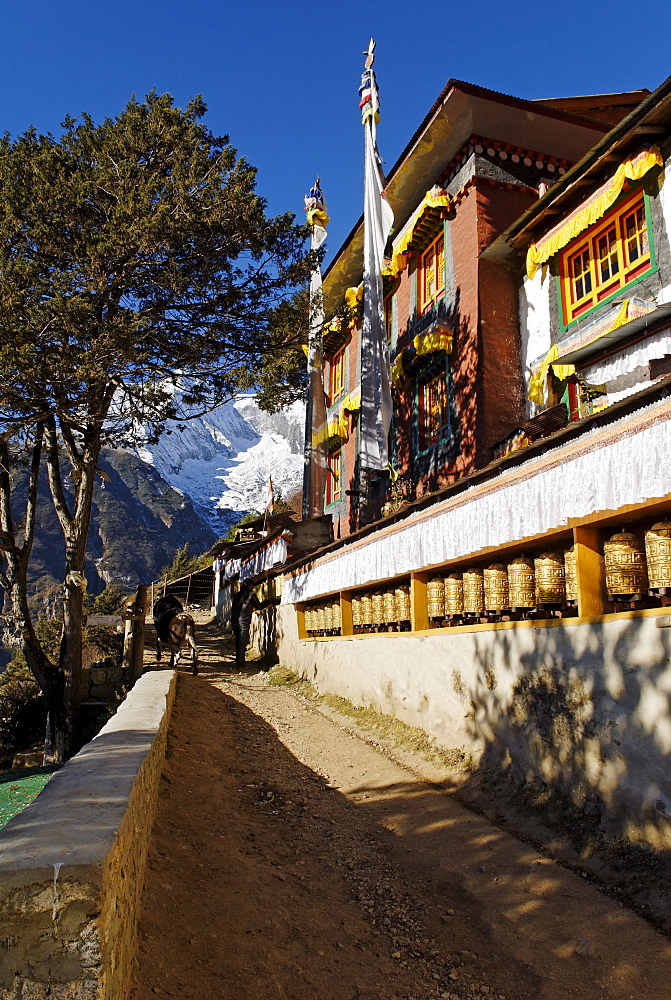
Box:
[463,617,671,854]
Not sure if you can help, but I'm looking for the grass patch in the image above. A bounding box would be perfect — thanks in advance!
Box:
[268,665,472,772]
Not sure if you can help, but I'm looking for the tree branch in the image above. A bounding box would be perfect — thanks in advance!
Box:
[43,416,74,532]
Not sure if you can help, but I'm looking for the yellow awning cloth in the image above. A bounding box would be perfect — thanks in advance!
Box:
[413,327,453,357]
[391,324,453,389]
[306,208,330,228]
[527,297,643,402]
[388,188,451,278]
[337,389,361,440]
[391,354,405,389]
[345,284,363,310]
[313,388,363,446]
[526,147,663,280]
[528,343,577,404]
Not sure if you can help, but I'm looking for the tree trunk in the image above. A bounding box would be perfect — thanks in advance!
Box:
[55,452,100,761]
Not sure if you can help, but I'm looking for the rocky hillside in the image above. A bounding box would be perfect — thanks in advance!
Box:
[22,395,305,609]
[26,448,216,614]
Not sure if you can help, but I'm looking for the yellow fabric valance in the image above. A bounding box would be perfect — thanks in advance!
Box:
[391,353,405,389]
[413,328,453,357]
[391,324,453,389]
[388,189,450,277]
[527,296,645,402]
[335,389,361,439]
[526,147,663,280]
[527,343,577,404]
[306,208,330,228]
[345,284,363,310]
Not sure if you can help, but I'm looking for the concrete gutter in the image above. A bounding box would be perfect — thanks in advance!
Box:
[0,669,177,1000]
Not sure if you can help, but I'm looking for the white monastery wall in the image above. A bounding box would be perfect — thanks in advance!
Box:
[266,604,671,849]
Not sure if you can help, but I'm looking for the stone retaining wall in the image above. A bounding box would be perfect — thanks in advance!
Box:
[0,669,177,1000]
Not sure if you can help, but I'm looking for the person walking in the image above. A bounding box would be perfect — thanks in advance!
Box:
[230,580,263,667]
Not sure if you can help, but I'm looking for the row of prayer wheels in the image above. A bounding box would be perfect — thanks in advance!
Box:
[304,599,342,636]
[604,521,671,597]
[428,551,578,618]
[352,584,411,631]
[304,520,671,638]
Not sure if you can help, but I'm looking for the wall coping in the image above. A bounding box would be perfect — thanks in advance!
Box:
[0,668,177,1000]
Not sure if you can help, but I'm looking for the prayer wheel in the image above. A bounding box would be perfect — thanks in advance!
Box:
[383,589,397,623]
[444,572,464,616]
[508,555,535,609]
[534,551,566,605]
[331,600,342,632]
[395,584,411,622]
[315,603,325,632]
[305,605,315,634]
[352,593,362,628]
[645,520,671,590]
[484,563,509,612]
[360,592,373,627]
[604,530,647,597]
[463,568,485,615]
[564,547,578,604]
[371,590,385,626]
[427,576,445,619]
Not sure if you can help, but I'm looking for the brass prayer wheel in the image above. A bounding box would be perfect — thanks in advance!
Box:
[604,530,647,597]
[564,547,578,603]
[315,603,326,632]
[484,563,509,612]
[645,520,671,589]
[360,592,373,626]
[427,576,445,618]
[331,600,342,631]
[463,567,485,614]
[305,605,315,633]
[352,594,362,627]
[534,551,566,604]
[508,555,535,608]
[371,590,385,625]
[445,572,464,615]
[383,589,397,623]
[395,584,411,621]
[323,602,332,631]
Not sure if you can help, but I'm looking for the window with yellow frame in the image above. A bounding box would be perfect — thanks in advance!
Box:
[328,346,346,403]
[420,231,445,313]
[559,188,653,325]
[417,357,450,451]
[326,447,342,505]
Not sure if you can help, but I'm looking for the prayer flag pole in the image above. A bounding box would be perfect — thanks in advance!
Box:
[302,178,330,519]
[358,39,395,474]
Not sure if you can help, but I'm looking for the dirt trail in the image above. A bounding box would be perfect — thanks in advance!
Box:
[130,618,671,1000]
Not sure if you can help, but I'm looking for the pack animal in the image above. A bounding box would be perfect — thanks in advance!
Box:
[153,595,198,674]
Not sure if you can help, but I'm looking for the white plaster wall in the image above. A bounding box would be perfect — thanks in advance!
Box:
[272,605,671,847]
[519,270,552,414]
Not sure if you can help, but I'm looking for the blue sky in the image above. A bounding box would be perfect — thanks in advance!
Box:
[3,0,671,259]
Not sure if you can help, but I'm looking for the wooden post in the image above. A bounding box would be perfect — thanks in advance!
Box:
[185,573,192,608]
[411,572,429,632]
[574,525,607,617]
[121,595,135,673]
[296,603,307,640]
[340,591,353,636]
[130,585,148,683]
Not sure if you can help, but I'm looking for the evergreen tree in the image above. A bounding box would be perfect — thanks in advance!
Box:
[0,92,313,761]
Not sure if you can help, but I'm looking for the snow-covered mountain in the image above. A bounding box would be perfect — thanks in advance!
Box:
[135,395,306,533]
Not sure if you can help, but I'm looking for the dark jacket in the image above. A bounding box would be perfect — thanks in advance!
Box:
[231,588,261,629]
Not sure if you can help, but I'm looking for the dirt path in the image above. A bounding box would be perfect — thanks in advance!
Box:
[130,619,671,1000]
